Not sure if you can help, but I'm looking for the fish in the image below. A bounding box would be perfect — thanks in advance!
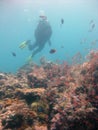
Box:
[89,20,94,24]
[91,23,95,29]
[61,45,64,48]
[40,56,46,65]
[11,52,16,57]
[49,49,56,54]
[39,15,47,20]
[60,18,64,27]
[61,18,64,24]
[88,23,95,32]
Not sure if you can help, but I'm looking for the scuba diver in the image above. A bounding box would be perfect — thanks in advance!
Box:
[19,11,52,61]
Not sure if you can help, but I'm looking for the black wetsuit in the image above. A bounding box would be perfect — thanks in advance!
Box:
[28,19,52,57]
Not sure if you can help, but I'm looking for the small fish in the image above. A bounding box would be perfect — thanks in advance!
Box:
[89,20,93,24]
[49,49,56,54]
[91,23,95,29]
[61,18,64,24]
[60,18,64,27]
[61,45,64,48]
[40,56,46,65]
[39,15,47,20]
[88,23,95,32]
[11,52,16,57]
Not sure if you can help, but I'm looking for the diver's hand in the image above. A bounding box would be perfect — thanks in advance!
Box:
[19,40,31,49]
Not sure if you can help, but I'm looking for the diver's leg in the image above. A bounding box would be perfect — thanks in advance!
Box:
[31,45,44,57]
[28,42,37,51]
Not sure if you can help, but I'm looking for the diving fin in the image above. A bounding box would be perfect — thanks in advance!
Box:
[19,40,31,49]
[26,55,33,64]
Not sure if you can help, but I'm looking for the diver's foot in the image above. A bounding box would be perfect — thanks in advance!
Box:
[26,55,33,63]
[19,40,31,49]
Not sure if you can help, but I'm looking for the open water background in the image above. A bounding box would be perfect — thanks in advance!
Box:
[0,0,98,73]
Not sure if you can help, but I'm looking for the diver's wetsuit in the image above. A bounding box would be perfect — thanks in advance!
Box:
[28,19,52,57]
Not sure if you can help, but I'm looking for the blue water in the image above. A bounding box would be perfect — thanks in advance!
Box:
[0,0,98,73]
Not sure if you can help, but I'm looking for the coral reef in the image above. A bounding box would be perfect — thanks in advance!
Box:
[0,51,98,130]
